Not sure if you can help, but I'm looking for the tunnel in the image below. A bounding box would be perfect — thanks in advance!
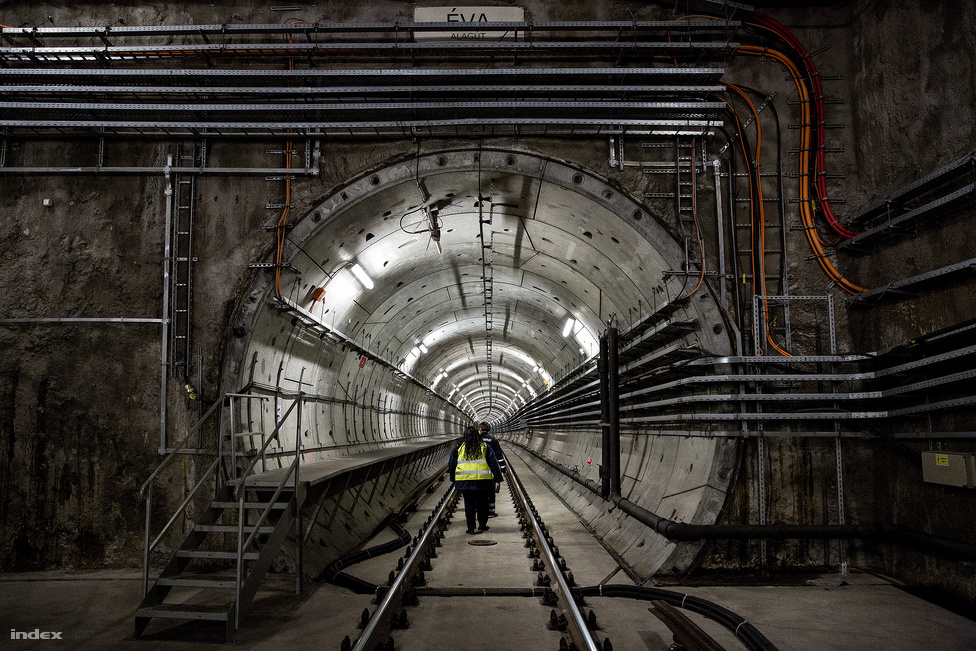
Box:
[1,2,976,649]
[226,147,735,579]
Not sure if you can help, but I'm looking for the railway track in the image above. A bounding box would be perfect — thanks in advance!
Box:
[329,452,778,651]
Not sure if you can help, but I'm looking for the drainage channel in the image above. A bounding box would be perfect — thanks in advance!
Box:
[339,462,610,651]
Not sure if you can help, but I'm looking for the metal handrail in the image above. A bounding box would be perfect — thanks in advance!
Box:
[141,396,225,597]
[141,384,313,633]
[148,456,222,553]
[140,396,223,496]
[233,392,304,628]
[233,398,298,500]
[141,391,272,597]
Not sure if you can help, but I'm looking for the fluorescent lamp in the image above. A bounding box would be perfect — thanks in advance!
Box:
[562,317,575,337]
[419,343,429,354]
[351,263,374,289]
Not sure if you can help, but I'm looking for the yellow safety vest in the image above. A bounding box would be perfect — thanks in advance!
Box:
[455,443,493,481]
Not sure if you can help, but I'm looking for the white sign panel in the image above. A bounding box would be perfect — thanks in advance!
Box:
[414,6,525,41]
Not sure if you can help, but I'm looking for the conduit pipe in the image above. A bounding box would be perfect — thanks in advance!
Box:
[0,317,165,324]
[607,326,621,498]
[0,166,318,176]
[598,332,611,498]
[516,446,976,562]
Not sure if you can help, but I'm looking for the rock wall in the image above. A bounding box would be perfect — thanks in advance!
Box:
[0,1,973,614]
[840,0,976,609]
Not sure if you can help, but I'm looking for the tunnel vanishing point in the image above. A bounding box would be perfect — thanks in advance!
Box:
[0,0,975,645]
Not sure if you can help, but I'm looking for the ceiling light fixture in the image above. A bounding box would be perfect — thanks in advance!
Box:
[562,317,575,337]
[351,263,374,289]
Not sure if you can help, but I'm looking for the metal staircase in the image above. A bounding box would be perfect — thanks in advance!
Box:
[136,393,306,641]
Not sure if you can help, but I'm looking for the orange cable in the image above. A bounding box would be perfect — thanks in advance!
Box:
[737,45,865,296]
[726,84,790,356]
[667,14,864,295]
[274,22,311,297]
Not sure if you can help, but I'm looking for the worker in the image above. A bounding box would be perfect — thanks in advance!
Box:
[449,425,502,534]
[478,421,507,517]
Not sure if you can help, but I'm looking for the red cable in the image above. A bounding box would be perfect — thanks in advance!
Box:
[749,14,858,239]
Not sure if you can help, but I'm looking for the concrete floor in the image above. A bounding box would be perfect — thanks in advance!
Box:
[3,454,975,649]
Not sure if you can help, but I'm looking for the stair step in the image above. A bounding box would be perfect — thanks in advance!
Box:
[212,501,288,510]
[194,524,275,534]
[156,577,237,589]
[136,603,231,622]
[176,550,261,561]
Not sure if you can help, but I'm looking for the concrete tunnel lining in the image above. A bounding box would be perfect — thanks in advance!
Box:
[224,147,735,575]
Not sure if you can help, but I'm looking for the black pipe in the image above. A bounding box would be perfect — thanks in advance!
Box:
[599,332,611,498]
[607,326,621,498]
[518,445,976,562]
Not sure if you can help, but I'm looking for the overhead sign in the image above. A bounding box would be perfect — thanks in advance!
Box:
[414,6,525,41]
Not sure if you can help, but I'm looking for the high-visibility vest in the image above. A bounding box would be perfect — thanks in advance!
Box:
[455,443,493,481]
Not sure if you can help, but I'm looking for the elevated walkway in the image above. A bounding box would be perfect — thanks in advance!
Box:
[135,392,456,641]
[243,438,455,489]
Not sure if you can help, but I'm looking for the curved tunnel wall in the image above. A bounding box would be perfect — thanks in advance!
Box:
[223,147,736,577]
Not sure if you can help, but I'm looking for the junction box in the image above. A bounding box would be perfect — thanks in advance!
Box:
[921,451,976,488]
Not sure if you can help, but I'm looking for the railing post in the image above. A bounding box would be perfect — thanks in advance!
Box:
[229,395,237,478]
[259,396,268,473]
[216,400,224,491]
[235,483,244,631]
[143,484,153,597]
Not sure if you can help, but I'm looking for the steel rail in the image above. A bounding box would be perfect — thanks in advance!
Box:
[352,486,457,651]
[507,465,598,651]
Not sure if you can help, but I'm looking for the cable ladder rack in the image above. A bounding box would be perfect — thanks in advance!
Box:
[169,143,200,379]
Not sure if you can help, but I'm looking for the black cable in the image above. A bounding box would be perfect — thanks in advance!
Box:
[412,584,779,651]
[578,584,780,651]
[318,517,412,592]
